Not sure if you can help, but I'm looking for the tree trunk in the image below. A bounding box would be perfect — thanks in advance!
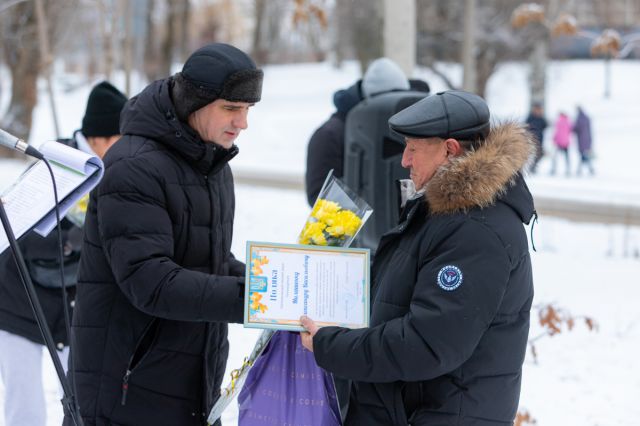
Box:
[332,0,350,67]
[529,36,548,105]
[34,0,60,139]
[475,46,497,99]
[0,2,39,153]
[143,0,159,81]
[178,0,190,62]
[159,0,178,78]
[1,58,39,158]
[121,0,133,95]
[109,0,117,80]
[383,0,416,76]
[252,0,268,65]
[0,0,76,156]
[351,0,384,73]
[461,0,476,92]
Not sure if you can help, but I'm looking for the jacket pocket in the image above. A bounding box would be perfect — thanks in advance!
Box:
[121,319,161,405]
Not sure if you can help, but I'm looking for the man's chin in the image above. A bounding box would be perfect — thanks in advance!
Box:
[212,139,235,150]
[411,178,426,190]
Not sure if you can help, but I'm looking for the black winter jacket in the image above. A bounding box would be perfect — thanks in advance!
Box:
[305,81,362,206]
[0,137,82,347]
[305,113,347,206]
[67,78,245,426]
[525,114,547,145]
[313,123,537,425]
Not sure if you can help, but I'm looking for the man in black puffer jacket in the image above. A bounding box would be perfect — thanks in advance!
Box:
[301,91,536,425]
[65,44,263,426]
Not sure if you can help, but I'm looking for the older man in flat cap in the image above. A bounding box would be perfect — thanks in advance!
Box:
[301,90,537,425]
[66,43,262,426]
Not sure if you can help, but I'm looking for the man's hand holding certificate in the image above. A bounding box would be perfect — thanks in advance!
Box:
[244,242,370,331]
[209,172,372,424]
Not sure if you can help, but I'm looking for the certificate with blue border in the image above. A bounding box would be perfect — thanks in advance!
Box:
[244,241,370,331]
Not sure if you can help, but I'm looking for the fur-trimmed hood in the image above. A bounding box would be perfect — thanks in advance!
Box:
[426,121,537,216]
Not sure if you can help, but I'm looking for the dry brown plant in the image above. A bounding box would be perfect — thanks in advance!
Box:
[514,410,537,425]
[292,0,328,30]
[528,303,598,364]
[511,3,545,29]
[591,29,622,57]
[551,13,578,37]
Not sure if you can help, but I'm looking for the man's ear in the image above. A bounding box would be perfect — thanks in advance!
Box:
[444,138,463,157]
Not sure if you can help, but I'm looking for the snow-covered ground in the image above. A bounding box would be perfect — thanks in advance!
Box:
[1,59,639,425]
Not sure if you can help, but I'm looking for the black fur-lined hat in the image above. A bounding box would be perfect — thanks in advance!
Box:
[389,90,490,141]
[171,43,263,121]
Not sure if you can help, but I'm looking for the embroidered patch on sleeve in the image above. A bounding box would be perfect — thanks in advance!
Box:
[437,265,463,291]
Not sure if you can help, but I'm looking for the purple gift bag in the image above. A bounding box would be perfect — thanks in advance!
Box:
[238,331,341,426]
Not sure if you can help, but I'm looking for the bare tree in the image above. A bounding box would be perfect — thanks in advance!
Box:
[417,0,542,97]
[143,0,160,81]
[334,0,383,73]
[473,1,527,97]
[0,0,76,154]
[120,0,133,95]
[176,0,190,62]
[511,1,568,106]
[97,0,116,80]
[159,0,179,77]
[461,0,477,92]
[0,2,39,152]
[143,0,187,82]
[291,0,329,62]
[251,0,289,65]
[252,0,269,64]
[191,2,222,47]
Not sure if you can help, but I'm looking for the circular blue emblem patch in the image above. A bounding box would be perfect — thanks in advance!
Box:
[437,265,463,291]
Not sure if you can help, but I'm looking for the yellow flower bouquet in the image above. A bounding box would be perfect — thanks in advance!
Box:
[65,193,89,227]
[298,172,372,248]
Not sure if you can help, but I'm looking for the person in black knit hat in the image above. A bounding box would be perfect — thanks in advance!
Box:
[81,80,127,157]
[65,43,263,426]
[0,80,126,426]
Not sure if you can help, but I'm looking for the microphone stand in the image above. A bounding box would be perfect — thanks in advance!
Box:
[0,201,84,426]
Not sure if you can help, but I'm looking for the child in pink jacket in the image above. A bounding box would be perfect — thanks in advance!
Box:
[551,112,572,175]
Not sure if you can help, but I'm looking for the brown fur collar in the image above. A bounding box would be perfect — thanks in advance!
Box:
[425,121,536,214]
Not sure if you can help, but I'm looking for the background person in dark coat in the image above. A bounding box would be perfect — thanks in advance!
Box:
[304,79,362,206]
[573,106,595,176]
[305,57,430,206]
[0,81,126,426]
[525,101,547,173]
[301,91,536,425]
[65,44,263,426]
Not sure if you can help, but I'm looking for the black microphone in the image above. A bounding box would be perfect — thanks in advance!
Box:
[0,128,44,160]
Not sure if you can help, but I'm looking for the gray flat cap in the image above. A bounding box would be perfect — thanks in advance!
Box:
[388,90,490,140]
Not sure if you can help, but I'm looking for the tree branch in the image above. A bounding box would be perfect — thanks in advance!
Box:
[426,64,458,90]
[0,0,29,14]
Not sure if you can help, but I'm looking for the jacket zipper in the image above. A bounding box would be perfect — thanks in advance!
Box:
[121,369,131,405]
[121,319,158,405]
